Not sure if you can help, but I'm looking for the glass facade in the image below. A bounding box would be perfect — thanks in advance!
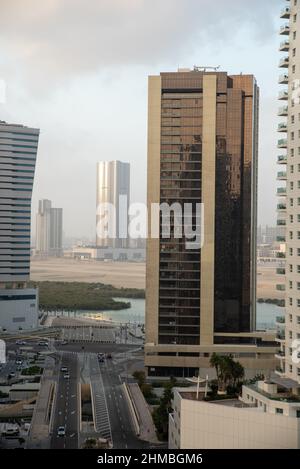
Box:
[156,72,258,345]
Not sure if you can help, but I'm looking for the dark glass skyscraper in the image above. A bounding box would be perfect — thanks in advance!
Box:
[145,69,274,377]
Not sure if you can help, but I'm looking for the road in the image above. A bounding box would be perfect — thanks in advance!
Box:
[99,357,149,449]
[50,353,79,449]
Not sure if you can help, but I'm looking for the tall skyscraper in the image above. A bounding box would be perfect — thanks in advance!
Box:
[96,161,130,248]
[36,199,63,257]
[276,1,300,385]
[0,120,39,331]
[145,69,275,377]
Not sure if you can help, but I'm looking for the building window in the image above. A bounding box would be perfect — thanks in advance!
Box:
[293,48,296,57]
[297,316,300,324]
[276,408,284,414]
[290,298,293,306]
[290,232,294,240]
[294,14,297,23]
[292,115,295,124]
[290,248,293,256]
[290,313,293,321]
[298,283,300,291]
[291,181,294,190]
[290,365,293,373]
[293,65,296,73]
[290,330,293,339]
[297,410,300,419]
[298,248,300,256]
[291,198,294,207]
[290,281,293,289]
[291,165,294,174]
[292,132,295,140]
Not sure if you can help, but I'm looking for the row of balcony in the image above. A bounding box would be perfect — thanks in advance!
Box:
[280,24,290,35]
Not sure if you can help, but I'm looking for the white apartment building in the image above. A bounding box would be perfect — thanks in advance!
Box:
[276,0,300,385]
[36,199,63,257]
[96,161,130,248]
[169,381,300,449]
[0,121,39,331]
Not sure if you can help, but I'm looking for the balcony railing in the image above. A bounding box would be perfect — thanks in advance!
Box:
[277,203,286,210]
[279,57,289,68]
[277,187,286,196]
[280,24,290,35]
[276,235,286,242]
[278,90,288,100]
[276,268,286,275]
[276,316,286,324]
[280,7,290,19]
[278,139,288,148]
[279,74,288,84]
[277,154,287,164]
[277,219,286,226]
[278,122,287,132]
[276,252,286,258]
[279,40,290,51]
[277,171,287,180]
[278,106,288,116]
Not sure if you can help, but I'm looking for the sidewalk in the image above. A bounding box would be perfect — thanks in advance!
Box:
[127,383,159,444]
[26,356,57,449]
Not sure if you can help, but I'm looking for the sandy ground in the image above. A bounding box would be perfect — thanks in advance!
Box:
[257,264,284,300]
[30,258,146,289]
[30,258,282,299]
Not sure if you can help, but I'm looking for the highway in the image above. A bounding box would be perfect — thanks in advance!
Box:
[50,353,79,449]
[99,357,148,449]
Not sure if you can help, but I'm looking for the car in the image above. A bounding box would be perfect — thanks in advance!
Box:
[15,340,26,346]
[57,426,66,437]
[15,360,22,365]
[63,373,70,379]
[60,341,68,345]
[38,341,49,347]
[61,366,68,373]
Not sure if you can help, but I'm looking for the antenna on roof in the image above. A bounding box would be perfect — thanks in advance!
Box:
[193,65,220,72]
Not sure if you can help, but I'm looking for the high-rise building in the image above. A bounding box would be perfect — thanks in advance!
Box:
[36,199,63,257]
[145,68,276,377]
[276,1,300,385]
[0,120,39,331]
[96,161,130,248]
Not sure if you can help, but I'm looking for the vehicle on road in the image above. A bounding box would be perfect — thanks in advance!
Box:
[15,340,26,346]
[106,353,112,359]
[61,366,68,372]
[60,340,68,345]
[38,341,49,347]
[63,373,70,379]
[15,360,22,365]
[57,426,66,437]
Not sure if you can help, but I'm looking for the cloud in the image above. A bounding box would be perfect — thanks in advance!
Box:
[0,0,281,87]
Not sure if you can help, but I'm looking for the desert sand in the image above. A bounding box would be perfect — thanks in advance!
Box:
[30,258,282,299]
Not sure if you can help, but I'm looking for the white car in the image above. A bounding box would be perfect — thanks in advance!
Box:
[57,426,66,437]
[61,366,68,373]
[63,373,70,379]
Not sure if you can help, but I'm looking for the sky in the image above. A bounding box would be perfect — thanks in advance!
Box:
[0,0,282,240]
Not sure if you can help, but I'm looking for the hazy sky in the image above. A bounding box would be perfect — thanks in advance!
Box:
[0,0,282,240]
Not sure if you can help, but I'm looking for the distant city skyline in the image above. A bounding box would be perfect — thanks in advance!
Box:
[0,0,282,238]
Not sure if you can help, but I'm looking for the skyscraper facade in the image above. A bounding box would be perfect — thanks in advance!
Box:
[276,1,300,385]
[145,69,275,377]
[36,199,63,257]
[96,161,130,248]
[0,120,39,331]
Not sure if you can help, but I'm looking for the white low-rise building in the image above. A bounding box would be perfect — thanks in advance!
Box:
[0,288,38,332]
[169,379,300,449]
